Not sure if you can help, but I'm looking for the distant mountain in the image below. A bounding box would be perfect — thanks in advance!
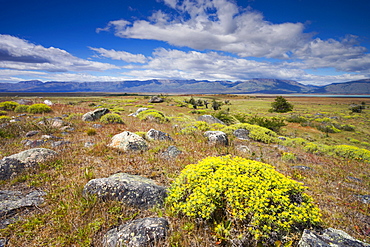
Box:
[0,78,369,94]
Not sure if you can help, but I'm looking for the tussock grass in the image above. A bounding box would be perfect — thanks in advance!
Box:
[0,94,369,246]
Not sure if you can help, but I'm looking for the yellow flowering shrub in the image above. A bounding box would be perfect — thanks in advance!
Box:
[221,123,279,143]
[137,109,168,123]
[166,156,322,244]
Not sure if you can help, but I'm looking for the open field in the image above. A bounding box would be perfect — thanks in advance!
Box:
[0,94,369,246]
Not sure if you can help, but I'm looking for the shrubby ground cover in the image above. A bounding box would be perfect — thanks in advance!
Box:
[0,95,369,246]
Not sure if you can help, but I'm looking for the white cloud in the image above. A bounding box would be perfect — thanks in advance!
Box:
[0,34,118,72]
[89,47,147,63]
[99,0,310,58]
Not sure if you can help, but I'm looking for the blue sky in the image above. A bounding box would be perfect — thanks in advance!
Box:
[0,0,369,85]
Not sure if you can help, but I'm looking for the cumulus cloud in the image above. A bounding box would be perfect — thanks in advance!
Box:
[98,0,310,58]
[0,34,118,72]
[89,47,147,63]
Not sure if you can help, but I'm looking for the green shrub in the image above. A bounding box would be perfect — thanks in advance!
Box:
[0,116,11,123]
[212,110,238,125]
[281,152,297,162]
[0,110,7,116]
[269,96,293,113]
[222,123,279,144]
[85,128,97,136]
[166,156,322,245]
[137,109,168,123]
[100,113,124,124]
[0,101,19,111]
[286,115,308,124]
[28,104,52,114]
[188,109,208,115]
[14,105,30,113]
[247,115,286,132]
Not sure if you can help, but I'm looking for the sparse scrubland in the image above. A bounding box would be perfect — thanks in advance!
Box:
[0,94,369,246]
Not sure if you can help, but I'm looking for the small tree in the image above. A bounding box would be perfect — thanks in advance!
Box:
[269,96,293,113]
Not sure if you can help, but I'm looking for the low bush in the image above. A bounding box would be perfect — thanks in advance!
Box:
[100,113,124,124]
[247,115,286,132]
[137,109,168,123]
[0,110,7,116]
[0,101,19,111]
[28,104,52,114]
[212,110,238,125]
[14,105,30,113]
[221,123,279,144]
[0,115,11,123]
[166,156,322,245]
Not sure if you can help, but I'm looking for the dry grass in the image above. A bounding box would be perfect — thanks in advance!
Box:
[0,94,369,246]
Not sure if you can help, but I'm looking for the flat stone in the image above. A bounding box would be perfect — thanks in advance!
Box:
[82,108,110,121]
[6,148,57,163]
[146,129,173,141]
[197,115,225,125]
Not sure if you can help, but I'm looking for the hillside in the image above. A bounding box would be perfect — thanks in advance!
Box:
[2,78,369,94]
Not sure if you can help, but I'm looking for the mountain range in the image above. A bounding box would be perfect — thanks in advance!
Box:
[0,78,369,94]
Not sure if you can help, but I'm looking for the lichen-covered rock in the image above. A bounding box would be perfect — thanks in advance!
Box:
[146,129,173,141]
[82,108,110,121]
[108,131,148,152]
[233,129,250,140]
[160,146,182,159]
[0,158,27,180]
[149,96,164,103]
[5,148,57,163]
[102,217,169,247]
[0,190,46,228]
[204,131,229,146]
[298,228,370,247]
[197,115,225,125]
[128,108,148,117]
[83,173,167,209]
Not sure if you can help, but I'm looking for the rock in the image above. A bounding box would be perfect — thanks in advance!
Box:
[356,195,370,204]
[5,148,57,163]
[23,139,46,148]
[291,166,313,171]
[82,108,110,121]
[298,228,370,247]
[43,100,53,106]
[233,129,250,140]
[84,142,95,148]
[204,131,229,146]
[108,131,148,152]
[102,217,169,247]
[197,115,226,125]
[160,146,182,159]
[235,145,251,153]
[128,108,148,117]
[149,96,164,103]
[83,173,167,209]
[25,130,39,137]
[278,136,287,141]
[14,99,33,105]
[0,190,46,228]
[146,129,173,141]
[0,158,27,180]
[51,140,71,148]
[92,123,103,128]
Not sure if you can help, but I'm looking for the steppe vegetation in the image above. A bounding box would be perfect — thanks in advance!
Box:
[0,94,369,246]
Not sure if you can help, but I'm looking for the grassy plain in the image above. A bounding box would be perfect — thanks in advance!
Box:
[0,94,369,246]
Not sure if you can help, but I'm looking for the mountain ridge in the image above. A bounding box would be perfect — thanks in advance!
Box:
[0,78,369,94]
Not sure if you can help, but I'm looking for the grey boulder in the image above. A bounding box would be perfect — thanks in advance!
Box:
[204,131,229,146]
[146,129,173,141]
[108,131,148,152]
[103,217,169,247]
[82,108,110,121]
[83,173,167,209]
[197,115,225,125]
[5,148,57,163]
[298,228,370,247]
